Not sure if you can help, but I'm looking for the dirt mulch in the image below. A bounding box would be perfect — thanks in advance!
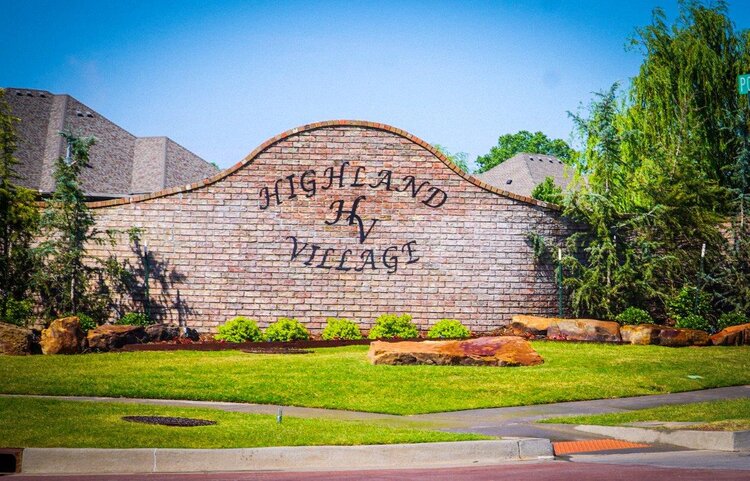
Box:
[122,416,217,427]
[120,339,375,352]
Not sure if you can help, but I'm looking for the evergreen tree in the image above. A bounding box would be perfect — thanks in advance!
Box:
[530,177,563,204]
[0,89,39,325]
[37,132,99,317]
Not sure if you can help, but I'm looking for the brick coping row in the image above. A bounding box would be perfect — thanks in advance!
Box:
[84,120,559,210]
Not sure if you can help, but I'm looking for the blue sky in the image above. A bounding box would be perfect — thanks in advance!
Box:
[2,0,749,171]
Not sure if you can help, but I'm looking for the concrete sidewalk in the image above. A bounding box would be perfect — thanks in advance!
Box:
[3,385,749,439]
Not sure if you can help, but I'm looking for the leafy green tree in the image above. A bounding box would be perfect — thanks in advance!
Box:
[531,177,563,204]
[475,130,573,174]
[0,89,39,325]
[433,144,469,172]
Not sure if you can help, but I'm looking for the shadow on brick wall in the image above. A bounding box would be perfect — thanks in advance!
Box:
[109,233,194,327]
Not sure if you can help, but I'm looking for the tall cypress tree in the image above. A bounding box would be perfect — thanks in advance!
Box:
[37,132,97,317]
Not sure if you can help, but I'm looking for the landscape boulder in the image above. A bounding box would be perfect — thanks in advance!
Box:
[40,316,84,354]
[87,324,147,351]
[620,324,709,347]
[546,318,621,343]
[620,324,662,345]
[145,324,180,342]
[144,324,200,342]
[656,327,710,347]
[507,315,556,338]
[710,323,750,346]
[367,336,543,367]
[0,322,33,355]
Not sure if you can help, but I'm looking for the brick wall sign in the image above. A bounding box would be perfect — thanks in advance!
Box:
[87,121,574,333]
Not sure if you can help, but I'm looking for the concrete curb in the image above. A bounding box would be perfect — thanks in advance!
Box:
[575,425,750,452]
[20,438,554,474]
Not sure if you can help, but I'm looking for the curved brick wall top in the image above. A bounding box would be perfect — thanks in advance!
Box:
[86,121,572,333]
[87,120,557,210]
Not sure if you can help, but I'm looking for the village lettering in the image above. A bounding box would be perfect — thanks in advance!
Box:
[287,236,419,274]
[258,161,448,210]
[259,161,445,273]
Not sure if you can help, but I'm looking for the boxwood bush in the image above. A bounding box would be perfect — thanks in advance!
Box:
[321,318,363,340]
[116,312,154,327]
[367,313,418,339]
[264,317,310,342]
[427,319,471,339]
[615,307,654,326]
[215,316,263,342]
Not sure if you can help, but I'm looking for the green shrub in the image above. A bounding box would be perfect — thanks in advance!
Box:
[615,307,654,326]
[368,313,418,339]
[321,318,363,340]
[427,319,471,339]
[215,316,263,342]
[667,285,711,324]
[3,298,33,326]
[717,312,749,331]
[116,312,154,327]
[675,314,711,332]
[76,313,97,332]
[264,317,309,342]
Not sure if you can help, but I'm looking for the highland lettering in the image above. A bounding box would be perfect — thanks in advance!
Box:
[258,162,448,210]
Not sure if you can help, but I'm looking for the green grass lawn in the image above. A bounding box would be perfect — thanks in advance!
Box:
[539,398,750,431]
[0,342,748,415]
[0,397,487,448]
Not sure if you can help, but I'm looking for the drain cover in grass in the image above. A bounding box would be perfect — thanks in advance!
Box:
[122,416,217,427]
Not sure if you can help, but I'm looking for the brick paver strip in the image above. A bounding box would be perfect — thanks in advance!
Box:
[553,439,650,455]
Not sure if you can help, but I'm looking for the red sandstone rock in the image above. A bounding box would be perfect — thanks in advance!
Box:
[87,324,148,351]
[620,324,709,347]
[656,327,710,347]
[41,317,84,354]
[367,336,543,367]
[710,323,750,346]
[546,318,621,343]
[509,315,556,338]
[620,324,661,345]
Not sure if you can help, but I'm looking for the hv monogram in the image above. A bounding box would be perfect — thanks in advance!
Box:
[258,161,448,273]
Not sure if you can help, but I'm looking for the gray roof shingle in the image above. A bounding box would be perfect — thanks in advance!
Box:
[4,88,218,199]
[475,152,573,198]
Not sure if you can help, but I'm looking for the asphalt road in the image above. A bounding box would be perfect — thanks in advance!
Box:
[7,459,750,481]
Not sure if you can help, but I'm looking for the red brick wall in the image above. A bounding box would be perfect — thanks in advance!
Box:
[88,121,572,334]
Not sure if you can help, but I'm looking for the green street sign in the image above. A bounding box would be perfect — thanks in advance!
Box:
[740,73,750,95]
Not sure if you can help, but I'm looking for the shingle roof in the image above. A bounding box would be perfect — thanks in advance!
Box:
[475,152,573,198]
[4,88,218,199]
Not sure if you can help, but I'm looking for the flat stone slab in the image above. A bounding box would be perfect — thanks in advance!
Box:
[367,336,543,366]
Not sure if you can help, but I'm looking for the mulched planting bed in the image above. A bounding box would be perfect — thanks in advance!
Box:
[122,416,217,427]
[122,338,394,352]
[241,347,313,354]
